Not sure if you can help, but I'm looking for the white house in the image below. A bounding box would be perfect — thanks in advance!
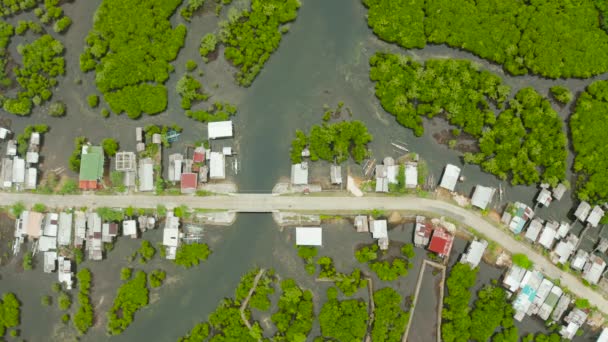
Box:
[471,185,496,210]
[210,152,226,180]
[208,121,233,139]
[290,162,308,185]
[439,164,460,191]
[295,227,322,246]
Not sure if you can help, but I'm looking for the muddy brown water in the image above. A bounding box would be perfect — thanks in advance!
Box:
[0,0,604,340]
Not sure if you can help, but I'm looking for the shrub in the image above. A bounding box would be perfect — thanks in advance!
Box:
[87,94,99,108]
[149,270,166,288]
[49,101,66,117]
[185,59,197,72]
[512,253,533,269]
[174,243,212,268]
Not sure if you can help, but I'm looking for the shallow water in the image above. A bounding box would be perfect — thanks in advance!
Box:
[0,0,604,340]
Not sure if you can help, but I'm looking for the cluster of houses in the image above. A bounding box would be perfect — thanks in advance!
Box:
[503,264,593,339]
[80,121,235,193]
[12,207,189,288]
[0,128,40,191]
[373,156,419,192]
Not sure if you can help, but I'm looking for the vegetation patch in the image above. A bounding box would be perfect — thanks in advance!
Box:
[107,270,149,335]
[464,88,567,187]
[80,0,186,118]
[0,292,20,338]
[355,244,415,282]
[174,243,212,268]
[369,53,510,137]
[469,285,516,342]
[441,263,478,342]
[318,287,368,341]
[363,0,608,78]
[372,287,410,342]
[0,21,12,88]
[220,0,300,86]
[271,279,314,341]
[570,80,608,203]
[73,268,94,335]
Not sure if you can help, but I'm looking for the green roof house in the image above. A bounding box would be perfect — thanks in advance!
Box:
[79,145,104,190]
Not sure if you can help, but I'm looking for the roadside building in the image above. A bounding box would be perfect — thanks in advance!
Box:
[538,286,563,320]
[571,249,589,271]
[460,239,488,268]
[123,220,138,239]
[38,236,57,252]
[370,219,389,250]
[587,205,604,228]
[21,211,43,239]
[354,215,369,233]
[583,255,607,285]
[598,226,608,254]
[73,211,87,248]
[24,167,36,190]
[384,157,397,184]
[208,121,233,139]
[6,140,16,156]
[193,147,205,164]
[101,223,118,243]
[536,188,552,207]
[552,183,567,200]
[414,216,432,247]
[561,309,588,340]
[525,218,544,242]
[428,227,454,258]
[574,201,592,222]
[12,157,24,185]
[138,158,154,192]
[504,202,535,234]
[86,213,103,261]
[503,265,527,293]
[1,158,12,188]
[162,212,181,260]
[471,185,496,210]
[513,270,544,321]
[57,212,72,247]
[439,164,460,192]
[404,162,418,189]
[43,213,59,237]
[78,145,104,190]
[552,295,571,322]
[330,165,342,185]
[552,234,579,264]
[43,251,57,273]
[181,173,197,194]
[295,227,323,246]
[375,164,388,193]
[538,221,559,249]
[57,256,73,290]
[115,151,136,177]
[290,162,308,185]
[528,279,553,316]
[210,152,226,180]
[168,153,183,182]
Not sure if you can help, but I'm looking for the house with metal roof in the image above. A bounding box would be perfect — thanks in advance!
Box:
[26,151,38,164]
[528,279,553,316]
[525,218,544,242]
[571,249,589,271]
[12,157,24,184]
[290,162,308,185]
[597,328,608,342]
[552,294,571,322]
[101,222,118,243]
[208,121,233,139]
[439,164,460,192]
[538,286,563,320]
[43,213,59,237]
[86,213,103,261]
[552,234,578,265]
[29,132,40,146]
[24,167,36,190]
[57,212,72,247]
[115,151,136,172]
[138,158,154,192]
[574,201,592,222]
[405,162,418,189]
[123,220,138,238]
[210,152,226,180]
[414,216,432,247]
[44,251,57,273]
[57,256,73,290]
[181,173,197,194]
[0,127,10,139]
[536,188,552,207]
[1,158,12,188]
[354,215,369,233]
[471,185,496,210]
[552,183,567,200]
[428,227,454,258]
[503,265,527,293]
[20,211,43,239]
[371,219,389,250]
[583,255,607,285]
[73,211,87,248]
[460,239,488,268]
[330,165,342,185]
[561,309,588,340]
[168,153,183,182]
[504,202,535,234]
[513,270,544,321]
[162,212,181,260]
[295,227,323,246]
[38,235,57,252]
[556,221,571,239]
[538,221,559,249]
[587,205,604,228]
[79,145,104,190]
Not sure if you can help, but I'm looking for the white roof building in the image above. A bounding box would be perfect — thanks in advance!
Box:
[0,127,10,139]
[6,140,16,156]
[460,239,488,268]
[1,158,12,188]
[503,265,527,292]
[587,205,604,228]
[295,227,323,246]
[115,151,136,172]
[552,234,578,265]
[222,146,232,156]
[162,212,181,260]
[290,162,308,185]
[38,235,57,252]
[43,251,57,273]
[210,152,226,180]
[57,212,72,246]
[26,151,38,164]
[24,167,36,190]
[439,164,460,191]
[386,165,398,184]
[471,185,496,210]
[571,249,589,271]
[370,220,388,239]
[597,328,608,342]
[583,255,607,285]
[538,221,558,249]
[30,132,40,145]
[73,211,87,247]
[57,256,73,290]
[122,220,137,238]
[536,188,552,207]
[208,121,233,139]
[525,218,544,242]
[556,221,571,239]
[561,309,588,340]
[405,162,418,189]
[11,157,24,184]
[330,165,342,185]
[168,153,183,182]
[574,201,591,222]
[538,286,563,320]
[43,213,59,237]
[138,158,154,192]
[552,183,567,200]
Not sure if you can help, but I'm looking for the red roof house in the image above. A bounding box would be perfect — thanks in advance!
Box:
[428,228,454,258]
[181,173,197,194]
[193,147,205,163]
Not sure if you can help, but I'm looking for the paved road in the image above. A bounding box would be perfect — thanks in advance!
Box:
[2,192,607,314]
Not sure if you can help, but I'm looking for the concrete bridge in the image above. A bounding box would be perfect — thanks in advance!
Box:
[2,192,608,315]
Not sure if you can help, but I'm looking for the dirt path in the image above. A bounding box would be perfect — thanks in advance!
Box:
[239,268,266,338]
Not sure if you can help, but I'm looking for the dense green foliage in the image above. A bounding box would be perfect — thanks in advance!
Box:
[178,322,210,342]
[149,269,166,288]
[234,268,275,311]
[199,33,217,62]
[3,34,64,115]
[363,0,608,78]
[372,287,410,342]
[68,136,87,172]
[16,124,47,156]
[401,243,415,259]
[174,243,212,268]
[176,74,208,110]
[512,253,534,269]
[87,94,99,108]
[57,292,71,310]
[0,0,37,17]
[180,0,205,22]
[469,285,515,342]
[80,0,186,118]
[297,246,317,275]
[220,0,300,86]
[316,257,366,296]
[185,59,197,72]
[464,88,567,187]
[355,244,379,263]
[96,207,123,222]
[120,267,132,281]
[0,21,12,88]
[107,270,149,335]
[442,263,478,342]
[73,269,94,335]
[49,101,66,117]
[0,292,20,337]
[318,287,368,341]
[137,240,156,263]
[101,138,119,157]
[369,259,409,281]
[290,120,372,164]
[571,80,608,203]
[369,53,509,137]
[271,279,314,341]
[550,86,573,104]
[22,252,32,270]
